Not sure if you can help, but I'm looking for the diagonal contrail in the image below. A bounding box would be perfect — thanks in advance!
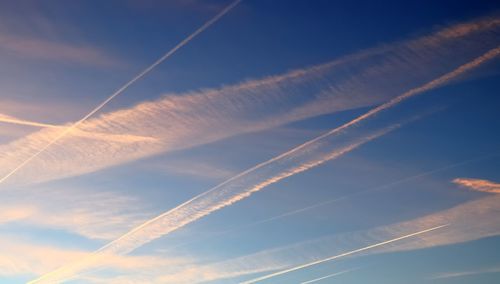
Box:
[0,0,241,185]
[29,45,500,283]
[300,269,355,284]
[241,225,448,284]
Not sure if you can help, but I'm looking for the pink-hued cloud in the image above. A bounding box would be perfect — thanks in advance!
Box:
[453,178,500,193]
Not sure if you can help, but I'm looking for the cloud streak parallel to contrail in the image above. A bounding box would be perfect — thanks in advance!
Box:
[1,17,499,186]
[453,178,500,193]
[29,40,500,284]
[0,0,241,185]
[241,225,448,284]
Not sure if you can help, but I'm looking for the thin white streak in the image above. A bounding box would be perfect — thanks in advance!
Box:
[0,0,241,184]
[300,269,354,284]
[241,225,448,284]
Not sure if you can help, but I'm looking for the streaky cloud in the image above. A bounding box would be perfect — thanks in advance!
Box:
[453,178,500,193]
[28,34,500,284]
[0,17,499,185]
[433,265,500,279]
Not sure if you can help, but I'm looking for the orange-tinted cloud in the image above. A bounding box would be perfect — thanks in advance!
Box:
[453,178,500,193]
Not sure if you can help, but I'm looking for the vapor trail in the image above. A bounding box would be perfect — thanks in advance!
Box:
[0,0,241,185]
[300,269,354,284]
[241,225,448,284]
[29,46,500,284]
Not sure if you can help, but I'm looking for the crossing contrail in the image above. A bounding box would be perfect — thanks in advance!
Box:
[241,225,448,284]
[29,44,500,283]
[0,0,241,185]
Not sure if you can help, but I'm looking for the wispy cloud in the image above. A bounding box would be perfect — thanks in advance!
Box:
[28,19,500,282]
[0,33,119,67]
[432,265,500,279]
[0,186,151,240]
[145,158,236,180]
[0,236,190,280]
[453,178,500,193]
[1,17,499,186]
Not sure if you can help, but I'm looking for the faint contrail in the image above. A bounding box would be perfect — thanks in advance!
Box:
[29,46,500,284]
[0,0,241,185]
[241,225,448,284]
[300,269,354,284]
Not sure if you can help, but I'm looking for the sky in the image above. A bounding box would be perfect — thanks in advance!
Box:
[0,0,500,283]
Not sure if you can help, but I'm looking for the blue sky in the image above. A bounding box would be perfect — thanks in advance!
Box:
[0,0,500,283]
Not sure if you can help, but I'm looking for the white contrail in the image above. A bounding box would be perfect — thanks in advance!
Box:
[29,45,500,284]
[0,0,241,185]
[241,225,448,284]
[300,269,354,284]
